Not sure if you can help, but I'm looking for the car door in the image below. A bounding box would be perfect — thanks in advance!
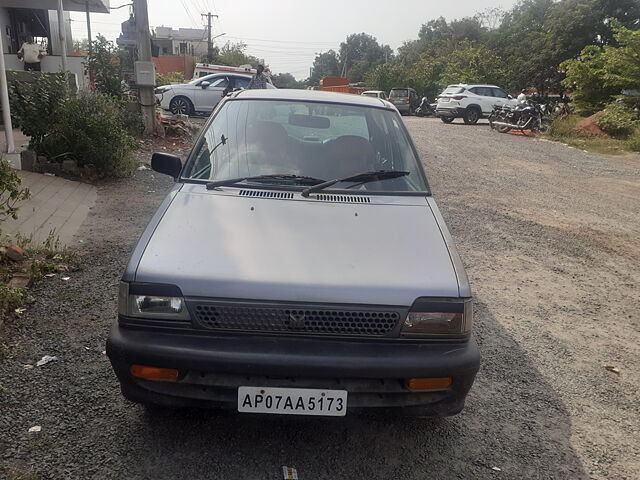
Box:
[490,87,510,109]
[470,87,493,114]
[195,75,229,112]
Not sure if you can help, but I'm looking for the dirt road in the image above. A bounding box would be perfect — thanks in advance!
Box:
[1,118,638,479]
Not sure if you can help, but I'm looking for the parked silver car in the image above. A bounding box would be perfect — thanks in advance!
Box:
[107,89,479,417]
[155,73,276,115]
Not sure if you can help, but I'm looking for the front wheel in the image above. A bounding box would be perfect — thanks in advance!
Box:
[440,117,454,124]
[169,96,194,116]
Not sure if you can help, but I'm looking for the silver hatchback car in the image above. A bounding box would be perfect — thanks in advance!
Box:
[107,89,479,417]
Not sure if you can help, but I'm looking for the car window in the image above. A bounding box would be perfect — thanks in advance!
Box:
[185,99,428,193]
[442,86,465,95]
[190,74,217,85]
[491,88,508,98]
[470,87,491,96]
[390,89,408,98]
[235,76,251,89]
[209,76,229,88]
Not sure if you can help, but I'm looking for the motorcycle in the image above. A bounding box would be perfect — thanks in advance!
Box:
[489,101,550,134]
[415,97,436,117]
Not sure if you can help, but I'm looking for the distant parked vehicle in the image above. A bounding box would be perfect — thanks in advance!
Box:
[436,84,517,124]
[489,100,550,134]
[155,73,276,115]
[361,90,388,101]
[415,97,436,117]
[389,87,419,115]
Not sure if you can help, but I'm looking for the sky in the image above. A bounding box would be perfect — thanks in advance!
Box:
[70,0,519,80]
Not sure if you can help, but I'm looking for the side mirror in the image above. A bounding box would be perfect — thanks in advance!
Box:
[200,81,211,89]
[151,152,182,180]
[507,94,513,100]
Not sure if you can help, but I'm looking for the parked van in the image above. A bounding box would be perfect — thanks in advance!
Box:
[389,87,419,115]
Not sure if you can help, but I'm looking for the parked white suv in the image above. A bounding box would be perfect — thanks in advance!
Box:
[435,84,516,124]
[155,73,276,115]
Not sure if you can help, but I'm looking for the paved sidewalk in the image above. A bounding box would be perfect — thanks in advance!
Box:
[2,171,97,246]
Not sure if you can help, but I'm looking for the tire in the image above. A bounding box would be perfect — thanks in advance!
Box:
[440,117,454,124]
[463,107,481,125]
[169,96,194,116]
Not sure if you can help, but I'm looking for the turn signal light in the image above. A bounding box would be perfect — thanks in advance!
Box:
[407,377,452,391]
[130,365,179,381]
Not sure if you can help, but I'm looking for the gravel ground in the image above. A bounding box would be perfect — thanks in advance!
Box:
[1,119,638,479]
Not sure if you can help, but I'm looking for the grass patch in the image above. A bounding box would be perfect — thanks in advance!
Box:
[0,231,78,324]
[546,115,640,156]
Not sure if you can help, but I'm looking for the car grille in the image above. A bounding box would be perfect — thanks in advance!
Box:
[192,304,400,337]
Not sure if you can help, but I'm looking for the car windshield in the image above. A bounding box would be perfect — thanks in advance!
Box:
[188,74,216,84]
[442,86,465,95]
[390,89,408,98]
[184,99,428,193]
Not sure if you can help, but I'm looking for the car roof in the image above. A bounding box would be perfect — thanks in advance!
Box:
[362,90,384,94]
[233,88,395,109]
[446,84,501,88]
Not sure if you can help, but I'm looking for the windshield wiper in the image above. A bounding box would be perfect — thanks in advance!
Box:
[301,170,410,197]
[206,174,326,189]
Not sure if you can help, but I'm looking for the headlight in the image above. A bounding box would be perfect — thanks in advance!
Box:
[401,298,472,336]
[118,282,190,320]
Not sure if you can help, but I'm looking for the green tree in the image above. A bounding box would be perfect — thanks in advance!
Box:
[272,73,305,89]
[309,50,340,85]
[339,33,393,83]
[562,22,640,113]
[86,35,126,97]
[212,41,261,68]
[439,43,507,88]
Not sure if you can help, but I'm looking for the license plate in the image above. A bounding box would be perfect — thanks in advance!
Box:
[238,386,347,416]
[441,98,450,103]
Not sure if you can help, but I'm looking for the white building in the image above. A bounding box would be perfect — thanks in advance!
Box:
[0,0,110,161]
[153,26,208,57]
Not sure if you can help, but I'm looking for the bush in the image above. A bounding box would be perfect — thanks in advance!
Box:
[595,103,638,137]
[8,72,68,150]
[156,72,185,86]
[626,129,640,152]
[0,158,30,225]
[41,93,138,177]
[86,35,127,97]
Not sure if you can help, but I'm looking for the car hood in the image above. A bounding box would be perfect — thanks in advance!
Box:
[134,186,460,306]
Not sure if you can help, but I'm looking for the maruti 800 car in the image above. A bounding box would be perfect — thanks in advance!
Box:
[106,89,480,417]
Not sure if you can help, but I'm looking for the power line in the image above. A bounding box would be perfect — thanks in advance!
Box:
[180,0,199,27]
[224,35,335,46]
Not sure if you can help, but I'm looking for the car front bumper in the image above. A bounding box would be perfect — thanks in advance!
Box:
[107,324,480,415]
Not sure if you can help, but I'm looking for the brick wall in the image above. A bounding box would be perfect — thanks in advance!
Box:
[152,56,195,80]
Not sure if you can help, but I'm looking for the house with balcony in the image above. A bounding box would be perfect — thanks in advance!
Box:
[152,26,208,57]
[1,0,110,89]
[1,0,110,164]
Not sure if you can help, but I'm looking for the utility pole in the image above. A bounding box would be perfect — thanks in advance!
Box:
[57,0,68,72]
[133,0,155,133]
[201,12,218,63]
[85,1,92,56]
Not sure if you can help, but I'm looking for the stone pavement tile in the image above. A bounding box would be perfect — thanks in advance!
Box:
[2,171,97,246]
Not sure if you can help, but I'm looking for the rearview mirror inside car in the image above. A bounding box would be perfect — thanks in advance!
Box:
[289,114,330,129]
[151,152,182,180]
